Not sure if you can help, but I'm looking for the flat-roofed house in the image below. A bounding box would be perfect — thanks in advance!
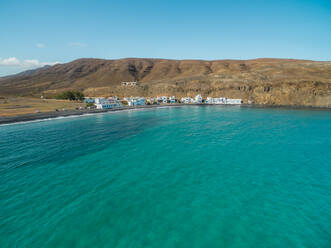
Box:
[225,98,242,104]
[94,98,123,109]
[121,81,139,86]
[194,94,202,103]
[205,97,241,105]
[162,96,168,103]
[126,97,146,106]
[181,97,194,104]
[169,96,177,103]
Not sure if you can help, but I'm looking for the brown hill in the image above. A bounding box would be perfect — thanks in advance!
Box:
[0,58,330,107]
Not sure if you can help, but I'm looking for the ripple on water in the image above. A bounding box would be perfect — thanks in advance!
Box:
[1,106,331,247]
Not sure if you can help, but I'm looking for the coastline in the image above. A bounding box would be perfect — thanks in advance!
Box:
[1,103,330,125]
[0,104,183,125]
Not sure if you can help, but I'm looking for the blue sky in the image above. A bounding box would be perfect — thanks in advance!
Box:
[0,0,330,76]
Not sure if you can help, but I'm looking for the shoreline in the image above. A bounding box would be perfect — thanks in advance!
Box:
[0,103,330,125]
[0,104,183,125]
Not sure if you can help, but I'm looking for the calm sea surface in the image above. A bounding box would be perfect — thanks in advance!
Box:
[1,106,330,247]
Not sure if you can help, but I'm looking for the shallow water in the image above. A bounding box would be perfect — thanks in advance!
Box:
[1,106,330,247]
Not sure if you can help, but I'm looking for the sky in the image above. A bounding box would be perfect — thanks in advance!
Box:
[0,0,331,76]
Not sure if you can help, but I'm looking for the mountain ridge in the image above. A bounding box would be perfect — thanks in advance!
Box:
[0,58,330,107]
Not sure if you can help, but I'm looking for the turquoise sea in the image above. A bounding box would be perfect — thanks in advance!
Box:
[1,106,330,247]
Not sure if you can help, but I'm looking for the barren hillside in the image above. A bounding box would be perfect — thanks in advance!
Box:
[0,58,330,107]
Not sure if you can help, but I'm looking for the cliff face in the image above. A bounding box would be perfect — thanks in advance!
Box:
[0,58,330,107]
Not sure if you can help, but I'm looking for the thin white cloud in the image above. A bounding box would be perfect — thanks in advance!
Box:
[0,57,60,69]
[68,42,87,48]
[0,57,21,66]
[36,43,45,48]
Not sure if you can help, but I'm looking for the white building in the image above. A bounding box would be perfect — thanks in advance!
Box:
[225,98,242,104]
[95,98,107,105]
[146,97,157,104]
[156,96,169,104]
[162,96,168,103]
[121,81,139,86]
[215,97,227,104]
[205,97,212,104]
[206,97,225,104]
[126,97,146,106]
[194,94,202,103]
[181,97,194,104]
[205,97,241,105]
[94,98,122,109]
[169,96,177,103]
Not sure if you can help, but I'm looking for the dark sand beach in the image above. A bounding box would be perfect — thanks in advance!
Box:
[1,103,330,125]
[0,104,183,125]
